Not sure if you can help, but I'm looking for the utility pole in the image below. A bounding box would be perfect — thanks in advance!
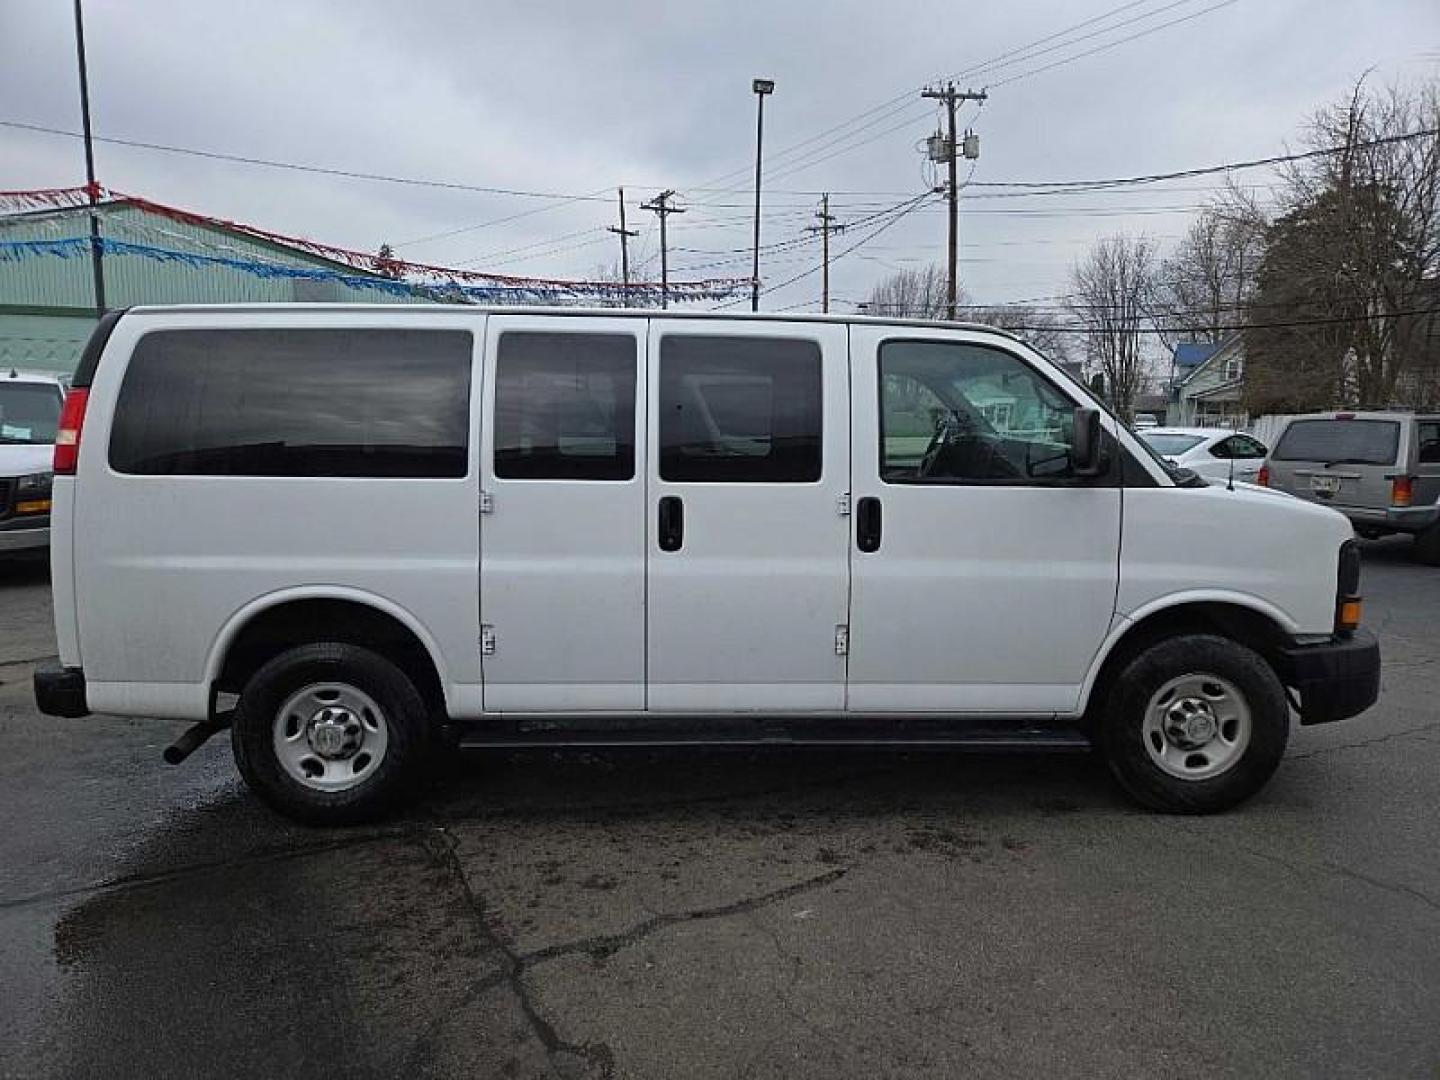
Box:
[73,0,105,317]
[640,190,684,309]
[804,194,846,314]
[921,82,986,321]
[607,186,638,306]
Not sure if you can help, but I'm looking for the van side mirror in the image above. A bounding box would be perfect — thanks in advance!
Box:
[1072,407,1105,477]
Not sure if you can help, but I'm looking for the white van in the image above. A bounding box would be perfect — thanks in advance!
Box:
[35,306,1379,823]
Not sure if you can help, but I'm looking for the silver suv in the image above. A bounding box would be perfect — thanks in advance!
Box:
[0,369,66,556]
[1262,411,1440,563]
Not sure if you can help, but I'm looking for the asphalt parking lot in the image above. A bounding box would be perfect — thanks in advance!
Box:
[1,541,1438,1079]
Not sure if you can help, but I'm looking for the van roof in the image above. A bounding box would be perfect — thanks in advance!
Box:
[118,303,1027,341]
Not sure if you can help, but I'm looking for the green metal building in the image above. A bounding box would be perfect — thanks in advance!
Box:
[0,198,412,374]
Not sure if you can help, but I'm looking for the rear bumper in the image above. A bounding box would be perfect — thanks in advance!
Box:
[1274,628,1380,726]
[33,661,89,718]
[1338,504,1439,533]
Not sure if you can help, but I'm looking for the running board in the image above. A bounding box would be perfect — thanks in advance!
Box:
[455,717,1092,752]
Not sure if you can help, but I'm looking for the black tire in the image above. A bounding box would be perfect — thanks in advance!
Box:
[1412,523,1440,566]
[232,643,430,825]
[1097,634,1289,814]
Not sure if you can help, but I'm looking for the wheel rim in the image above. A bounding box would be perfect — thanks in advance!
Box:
[272,682,389,792]
[1141,673,1252,781]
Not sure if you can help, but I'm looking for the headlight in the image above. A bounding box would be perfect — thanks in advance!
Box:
[16,472,54,496]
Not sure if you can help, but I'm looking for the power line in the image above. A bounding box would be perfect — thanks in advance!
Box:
[966,128,1439,191]
[714,193,937,309]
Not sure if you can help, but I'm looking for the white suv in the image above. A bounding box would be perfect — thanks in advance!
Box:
[35,306,1381,823]
[0,369,65,556]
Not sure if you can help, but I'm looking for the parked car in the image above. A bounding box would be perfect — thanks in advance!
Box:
[36,306,1379,823]
[1138,427,1268,484]
[1131,413,1160,430]
[0,369,65,556]
[1260,411,1440,564]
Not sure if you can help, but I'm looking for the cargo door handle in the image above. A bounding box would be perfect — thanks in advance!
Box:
[658,495,685,552]
[856,496,882,552]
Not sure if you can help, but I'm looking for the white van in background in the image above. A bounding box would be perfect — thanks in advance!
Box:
[0,369,66,556]
[36,306,1380,824]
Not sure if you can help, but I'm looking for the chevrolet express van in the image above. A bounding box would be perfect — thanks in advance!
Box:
[35,306,1380,823]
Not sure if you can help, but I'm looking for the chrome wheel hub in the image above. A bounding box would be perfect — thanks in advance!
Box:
[273,683,388,792]
[1141,673,1251,781]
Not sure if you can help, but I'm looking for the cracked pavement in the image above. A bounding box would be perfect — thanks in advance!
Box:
[1,537,1438,1078]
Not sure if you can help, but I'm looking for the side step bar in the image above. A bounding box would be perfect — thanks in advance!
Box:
[456,717,1092,752]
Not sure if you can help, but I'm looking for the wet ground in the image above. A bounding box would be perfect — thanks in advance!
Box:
[1,540,1438,1079]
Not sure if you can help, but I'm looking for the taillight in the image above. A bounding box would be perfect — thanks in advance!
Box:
[54,388,90,476]
[1391,475,1413,508]
[1256,464,1270,487]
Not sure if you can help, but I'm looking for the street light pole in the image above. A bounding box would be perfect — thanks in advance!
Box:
[750,77,774,313]
[73,0,105,317]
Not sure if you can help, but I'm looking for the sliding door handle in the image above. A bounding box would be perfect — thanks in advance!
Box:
[658,495,685,552]
[856,496,882,552]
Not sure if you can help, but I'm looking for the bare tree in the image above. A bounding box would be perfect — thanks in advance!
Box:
[1154,185,1267,346]
[862,264,948,318]
[965,305,1074,365]
[1245,76,1440,412]
[1068,234,1158,422]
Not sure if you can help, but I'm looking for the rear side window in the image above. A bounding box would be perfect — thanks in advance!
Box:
[109,329,472,477]
[1272,419,1400,465]
[493,332,636,481]
[1418,422,1440,464]
[659,336,822,483]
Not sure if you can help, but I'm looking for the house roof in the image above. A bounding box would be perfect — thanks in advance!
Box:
[1173,341,1222,369]
[1176,333,1244,388]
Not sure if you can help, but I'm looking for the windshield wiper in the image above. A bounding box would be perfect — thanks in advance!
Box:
[1322,458,1376,467]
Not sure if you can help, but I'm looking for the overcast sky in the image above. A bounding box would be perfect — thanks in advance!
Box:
[2,0,1437,313]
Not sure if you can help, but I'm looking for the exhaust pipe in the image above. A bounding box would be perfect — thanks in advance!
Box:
[163,712,232,765]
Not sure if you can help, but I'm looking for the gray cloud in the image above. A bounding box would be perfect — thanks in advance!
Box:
[3,0,1437,312]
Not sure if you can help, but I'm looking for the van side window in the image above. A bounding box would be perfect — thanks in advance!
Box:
[109,329,471,478]
[493,333,637,481]
[879,340,1078,484]
[659,336,822,483]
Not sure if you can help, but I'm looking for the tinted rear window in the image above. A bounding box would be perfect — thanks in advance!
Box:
[1272,419,1401,465]
[109,329,472,477]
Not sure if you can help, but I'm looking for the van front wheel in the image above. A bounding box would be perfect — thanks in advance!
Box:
[1098,634,1289,814]
[232,643,430,825]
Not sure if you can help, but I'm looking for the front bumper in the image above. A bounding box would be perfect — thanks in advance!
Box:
[0,514,49,552]
[34,660,89,718]
[1274,627,1380,726]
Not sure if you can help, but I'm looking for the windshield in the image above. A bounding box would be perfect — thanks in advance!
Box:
[0,383,63,445]
[1273,419,1400,465]
[1140,432,1205,456]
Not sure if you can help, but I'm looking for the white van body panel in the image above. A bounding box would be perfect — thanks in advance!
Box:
[1117,482,1352,637]
[72,308,483,719]
[846,324,1123,715]
[645,318,851,712]
[478,315,647,713]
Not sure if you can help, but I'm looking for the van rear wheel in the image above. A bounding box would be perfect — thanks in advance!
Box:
[232,643,429,825]
[1097,634,1289,814]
